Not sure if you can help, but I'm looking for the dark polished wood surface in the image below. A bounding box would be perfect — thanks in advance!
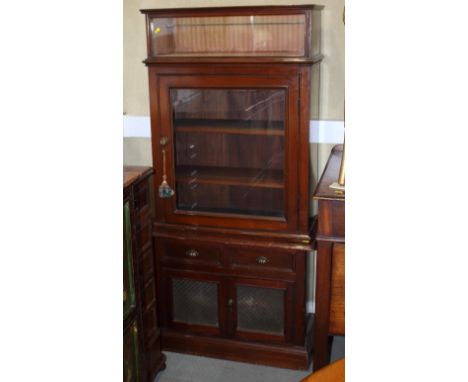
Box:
[124,166,153,188]
[141,5,321,370]
[148,64,312,234]
[141,5,324,14]
[143,56,324,65]
[161,325,313,370]
[312,145,345,371]
[124,167,166,381]
[154,229,312,369]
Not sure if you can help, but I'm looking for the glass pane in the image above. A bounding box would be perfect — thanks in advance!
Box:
[237,285,284,335]
[123,323,140,382]
[172,278,219,327]
[172,88,285,218]
[123,201,136,319]
[150,14,306,57]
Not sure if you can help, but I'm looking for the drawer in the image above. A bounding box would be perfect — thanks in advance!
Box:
[229,248,295,273]
[317,200,345,238]
[139,246,155,283]
[142,305,159,345]
[141,278,157,313]
[133,205,150,233]
[160,240,222,267]
[135,225,151,251]
[133,179,150,211]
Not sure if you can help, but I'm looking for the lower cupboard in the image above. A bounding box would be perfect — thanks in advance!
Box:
[154,235,313,369]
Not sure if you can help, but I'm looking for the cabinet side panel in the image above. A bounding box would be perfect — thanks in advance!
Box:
[298,67,311,233]
[329,243,345,335]
[131,175,166,381]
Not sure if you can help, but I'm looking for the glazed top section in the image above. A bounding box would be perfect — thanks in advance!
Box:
[141,5,322,63]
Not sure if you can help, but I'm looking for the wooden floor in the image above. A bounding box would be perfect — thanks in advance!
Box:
[154,337,345,382]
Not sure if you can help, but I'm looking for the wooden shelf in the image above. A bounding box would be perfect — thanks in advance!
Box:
[175,205,284,218]
[175,166,284,189]
[174,119,284,136]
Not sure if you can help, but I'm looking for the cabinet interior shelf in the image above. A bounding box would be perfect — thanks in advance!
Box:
[175,166,284,189]
[174,119,284,136]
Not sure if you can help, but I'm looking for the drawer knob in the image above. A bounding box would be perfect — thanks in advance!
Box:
[186,249,199,258]
[227,298,234,307]
[256,256,270,265]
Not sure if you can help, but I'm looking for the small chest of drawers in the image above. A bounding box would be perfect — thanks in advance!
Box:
[124,166,166,382]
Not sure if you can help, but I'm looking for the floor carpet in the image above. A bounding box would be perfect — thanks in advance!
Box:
[154,337,345,382]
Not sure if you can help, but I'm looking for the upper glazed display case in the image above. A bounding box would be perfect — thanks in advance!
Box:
[141,6,322,63]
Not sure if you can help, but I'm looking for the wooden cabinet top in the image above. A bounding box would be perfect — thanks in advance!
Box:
[313,145,345,201]
[123,166,153,189]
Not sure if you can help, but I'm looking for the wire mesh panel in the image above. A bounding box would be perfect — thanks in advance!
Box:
[236,285,284,335]
[172,278,219,327]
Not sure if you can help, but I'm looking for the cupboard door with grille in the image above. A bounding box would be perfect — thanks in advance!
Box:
[233,279,291,343]
[237,285,284,335]
[171,277,220,331]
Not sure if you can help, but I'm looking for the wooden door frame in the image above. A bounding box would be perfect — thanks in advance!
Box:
[161,268,228,337]
[148,65,309,233]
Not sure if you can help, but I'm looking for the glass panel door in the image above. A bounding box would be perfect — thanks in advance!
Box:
[123,200,136,319]
[123,322,141,382]
[172,88,285,218]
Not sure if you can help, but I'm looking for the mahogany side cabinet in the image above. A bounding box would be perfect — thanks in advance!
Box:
[312,145,345,371]
[124,166,166,382]
[140,5,323,370]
